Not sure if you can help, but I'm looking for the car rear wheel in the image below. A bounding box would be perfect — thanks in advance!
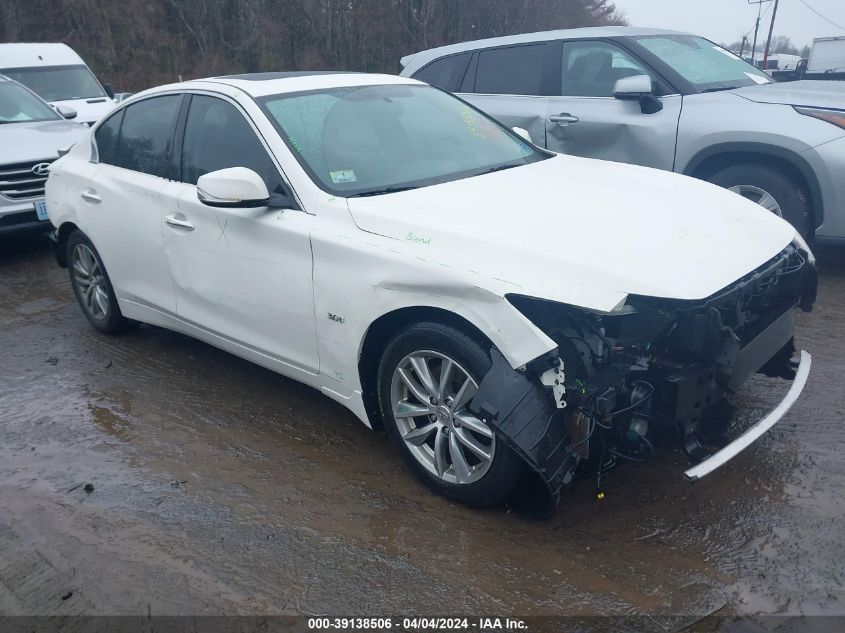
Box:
[67,230,135,334]
[377,322,522,507]
[708,163,812,238]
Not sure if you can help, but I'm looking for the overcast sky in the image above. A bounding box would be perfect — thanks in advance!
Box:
[611,0,845,49]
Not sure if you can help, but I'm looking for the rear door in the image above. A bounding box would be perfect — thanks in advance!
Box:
[160,93,319,374]
[86,94,182,313]
[453,42,558,146]
[545,39,682,171]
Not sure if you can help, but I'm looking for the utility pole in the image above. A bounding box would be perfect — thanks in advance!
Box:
[748,0,771,67]
[739,35,748,58]
[763,0,781,69]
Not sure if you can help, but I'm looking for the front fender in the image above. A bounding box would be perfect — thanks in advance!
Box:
[310,229,558,406]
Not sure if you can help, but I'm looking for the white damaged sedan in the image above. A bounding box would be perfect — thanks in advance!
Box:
[45,72,816,508]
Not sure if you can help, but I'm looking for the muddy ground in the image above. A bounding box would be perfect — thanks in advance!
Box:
[1,235,843,628]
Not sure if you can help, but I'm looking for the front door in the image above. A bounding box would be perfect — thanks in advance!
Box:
[545,40,682,171]
[160,94,319,375]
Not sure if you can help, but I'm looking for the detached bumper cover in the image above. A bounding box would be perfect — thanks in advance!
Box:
[470,348,579,497]
[684,350,812,481]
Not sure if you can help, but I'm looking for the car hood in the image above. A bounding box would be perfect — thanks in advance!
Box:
[49,98,116,124]
[733,80,845,109]
[346,155,795,312]
[0,120,88,164]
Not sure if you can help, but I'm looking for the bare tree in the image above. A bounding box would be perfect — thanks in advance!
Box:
[1,0,625,91]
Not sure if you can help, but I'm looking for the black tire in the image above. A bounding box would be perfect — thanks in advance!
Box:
[66,230,136,334]
[377,321,523,507]
[708,163,812,238]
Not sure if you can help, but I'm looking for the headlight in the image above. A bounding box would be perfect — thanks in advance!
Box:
[792,231,816,266]
[795,106,845,130]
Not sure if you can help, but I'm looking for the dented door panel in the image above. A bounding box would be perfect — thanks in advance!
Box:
[459,93,550,147]
[545,95,683,171]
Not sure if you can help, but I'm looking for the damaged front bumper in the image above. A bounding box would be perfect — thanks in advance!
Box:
[684,349,811,481]
[470,243,817,499]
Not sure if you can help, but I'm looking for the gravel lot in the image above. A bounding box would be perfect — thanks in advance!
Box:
[1,235,843,626]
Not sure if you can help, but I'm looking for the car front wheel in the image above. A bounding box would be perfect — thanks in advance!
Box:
[377,322,523,507]
[708,163,812,238]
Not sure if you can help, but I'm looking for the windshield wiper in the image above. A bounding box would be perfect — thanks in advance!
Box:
[347,185,420,198]
[484,163,523,174]
[703,86,742,93]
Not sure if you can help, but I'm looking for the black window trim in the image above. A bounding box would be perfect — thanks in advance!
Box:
[114,93,184,180]
[92,92,184,179]
[459,52,479,93]
[436,36,684,98]
[174,89,302,211]
[455,40,562,98]
[410,51,473,92]
[91,107,124,164]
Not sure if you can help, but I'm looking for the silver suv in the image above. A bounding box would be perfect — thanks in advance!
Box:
[400,27,845,241]
[0,75,88,236]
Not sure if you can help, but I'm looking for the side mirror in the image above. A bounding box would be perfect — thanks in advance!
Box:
[512,127,532,143]
[612,75,663,115]
[102,82,115,99]
[56,105,78,120]
[612,75,653,100]
[197,167,270,208]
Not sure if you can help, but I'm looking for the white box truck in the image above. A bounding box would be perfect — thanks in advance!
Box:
[0,43,116,125]
[807,36,845,76]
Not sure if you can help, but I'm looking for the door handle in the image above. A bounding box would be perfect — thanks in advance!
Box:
[80,190,101,203]
[164,215,195,231]
[549,114,580,126]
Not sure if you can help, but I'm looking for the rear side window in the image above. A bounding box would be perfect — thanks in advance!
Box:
[474,44,548,95]
[412,53,471,91]
[94,110,124,165]
[114,95,181,178]
[180,95,286,195]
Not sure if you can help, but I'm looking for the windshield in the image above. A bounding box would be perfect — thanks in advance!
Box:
[635,35,773,92]
[1,65,106,101]
[259,83,547,197]
[0,82,61,123]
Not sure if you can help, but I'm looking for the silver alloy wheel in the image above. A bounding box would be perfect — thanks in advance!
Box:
[728,184,783,217]
[390,350,495,485]
[72,243,109,321]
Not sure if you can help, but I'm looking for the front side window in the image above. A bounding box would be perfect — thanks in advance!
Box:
[180,95,286,195]
[562,41,652,97]
[412,53,471,92]
[1,65,106,101]
[0,82,61,123]
[260,83,547,197]
[474,44,548,96]
[114,95,180,178]
[634,35,772,91]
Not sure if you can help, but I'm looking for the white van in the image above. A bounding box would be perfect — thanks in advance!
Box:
[0,43,116,125]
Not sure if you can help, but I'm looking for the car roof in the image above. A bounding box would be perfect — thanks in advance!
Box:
[400,26,687,72]
[0,43,85,68]
[188,71,421,97]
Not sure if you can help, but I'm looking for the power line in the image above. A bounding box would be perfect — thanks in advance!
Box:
[796,0,845,31]
[741,0,775,48]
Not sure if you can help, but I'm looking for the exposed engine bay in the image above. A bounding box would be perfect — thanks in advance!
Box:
[470,244,817,500]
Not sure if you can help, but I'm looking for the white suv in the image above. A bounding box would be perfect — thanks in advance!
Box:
[0,75,87,236]
[401,27,845,241]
